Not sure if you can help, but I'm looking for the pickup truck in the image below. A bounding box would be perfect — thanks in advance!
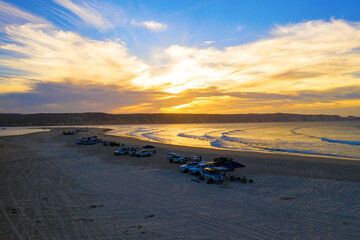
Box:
[180,161,205,173]
[135,150,153,157]
[114,148,129,155]
[167,153,185,163]
[103,141,120,146]
[189,163,208,175]
[200,167,224,184]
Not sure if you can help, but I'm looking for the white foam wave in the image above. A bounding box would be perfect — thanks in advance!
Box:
[223,129,243,135]
[220,135,245,143]
[141,130,166,143]
[266,147,352,158]
[177,133,213,141]
[321,138,360,146]
[210,140,246,150]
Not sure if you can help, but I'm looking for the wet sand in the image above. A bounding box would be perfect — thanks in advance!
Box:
[1,128,360,239]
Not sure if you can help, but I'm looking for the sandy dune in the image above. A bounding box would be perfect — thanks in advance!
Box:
[1,128,360,239]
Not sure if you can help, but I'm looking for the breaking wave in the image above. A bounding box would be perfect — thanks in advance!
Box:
[177,133,215,141]
[265,148,352,159]
[321,138,360,146]
[142,130,167,143]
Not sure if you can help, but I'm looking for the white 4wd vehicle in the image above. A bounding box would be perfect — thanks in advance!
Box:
[180,161,205,173]
[167,152,183,163]
[189,163,208,175]
[114,148,129,155]
[200,167,224,184]
[135,150,153,157]
[172,155,185,163]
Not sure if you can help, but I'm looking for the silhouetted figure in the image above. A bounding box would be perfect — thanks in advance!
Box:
[241,176,247,183]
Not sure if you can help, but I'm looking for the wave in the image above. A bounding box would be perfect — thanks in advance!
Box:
[126,128,152,138]
[141,130,166,143]
[220,135,245,143]
[265,147,354,159]
[177,133,214,141]
[211,140,235,149]
[212,140,345,158]
[210,140,250,151]
[223,129,243,134]
[321,138,360,146]
[290,127,318,139]
[220,134,271,146]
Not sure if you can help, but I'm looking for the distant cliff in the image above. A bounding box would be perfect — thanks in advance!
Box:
[0,113,359,126]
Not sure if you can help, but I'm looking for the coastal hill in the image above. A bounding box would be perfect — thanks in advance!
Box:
[0,113,359,126]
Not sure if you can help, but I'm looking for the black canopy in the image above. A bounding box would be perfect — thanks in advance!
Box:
[142,145,155,149]
[222,161,245,169]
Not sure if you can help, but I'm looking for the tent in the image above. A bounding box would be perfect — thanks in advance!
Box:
[213,157,233,165]
[142,145,155,149]
[222,161,245,170]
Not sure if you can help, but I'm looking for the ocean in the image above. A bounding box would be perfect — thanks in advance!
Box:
[1,122,359,160]
[106,121,360,160]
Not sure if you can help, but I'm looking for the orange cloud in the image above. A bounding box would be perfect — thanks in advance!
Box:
[1,13,360,115]
[0,23,149,92]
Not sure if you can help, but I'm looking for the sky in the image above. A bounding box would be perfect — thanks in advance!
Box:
[0,0,360,116]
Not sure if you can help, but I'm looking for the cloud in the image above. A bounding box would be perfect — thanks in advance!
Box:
[131,20,168,32]
[0,76,36,94]
[1,11,360,115]
[156,86,360,115]
[0,23,149,92]
[201,41,215,45]
[0,0,47,27]
[142,19,360,97]
[52,0,125,30]
[0,81,165,113]
[237,25,244,31]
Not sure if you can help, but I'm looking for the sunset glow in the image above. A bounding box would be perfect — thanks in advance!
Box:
[0,0,360,115]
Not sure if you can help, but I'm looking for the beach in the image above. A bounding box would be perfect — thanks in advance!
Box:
[1,128,360,239]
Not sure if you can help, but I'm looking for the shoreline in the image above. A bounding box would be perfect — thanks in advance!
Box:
[92,128,360,182]
[3,127,360,174]
[99,128,360,165]
[1,127,360,239]
[3,124,360,162]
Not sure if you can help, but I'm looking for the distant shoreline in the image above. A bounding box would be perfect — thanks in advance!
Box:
[1,112,359,126]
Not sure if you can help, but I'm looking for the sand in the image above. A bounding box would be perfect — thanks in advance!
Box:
[1,128,360,239]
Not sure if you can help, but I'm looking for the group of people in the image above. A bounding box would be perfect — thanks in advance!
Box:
[224,174,253,183]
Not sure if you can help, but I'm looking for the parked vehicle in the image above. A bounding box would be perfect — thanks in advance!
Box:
[189,163,208,175]
[183,155,202,162]
[167,152,185,163]
[200,167,224,184]
[82,140,96,145]
[63,131,74,135]
[180,161,205,173]
[103,141,120,146]
[114,148,129,155]
[76,129,88,132]
[130,147,139,156]
[167,152,178,162]
[172,155,185,163]
[76,136,99,145]
[135,150,153,157]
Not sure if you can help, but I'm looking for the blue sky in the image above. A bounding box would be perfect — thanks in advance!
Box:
[5,0,360,59]
[1,0,360,115]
